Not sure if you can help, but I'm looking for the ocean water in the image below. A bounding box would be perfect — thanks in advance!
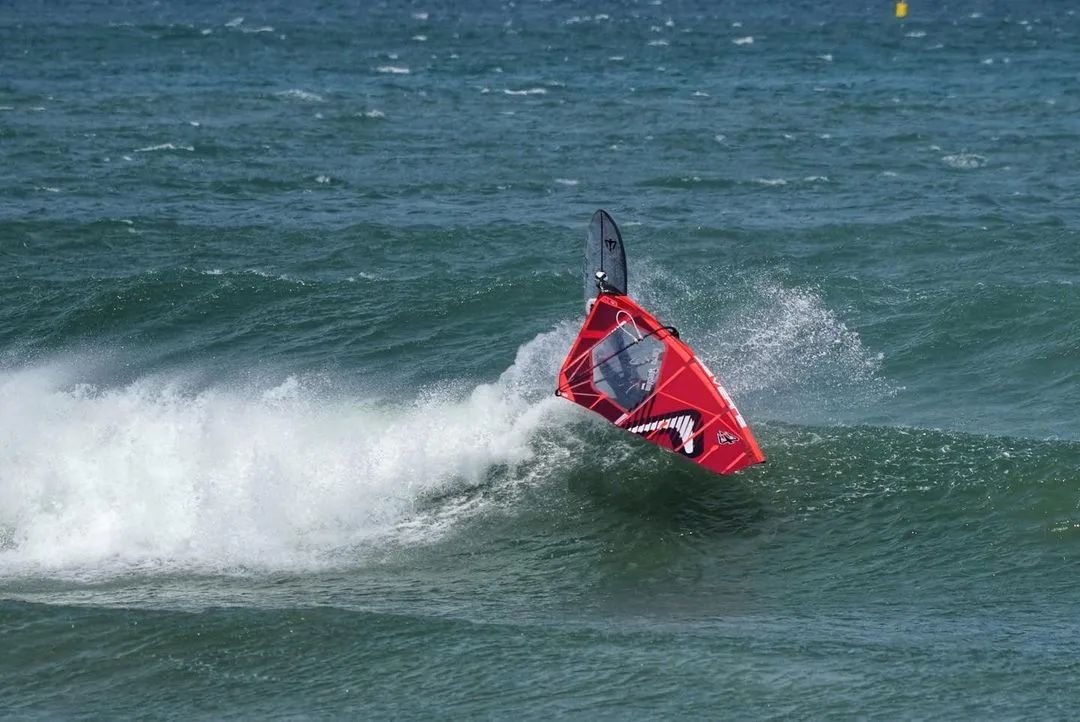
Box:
[2,0,1079,717]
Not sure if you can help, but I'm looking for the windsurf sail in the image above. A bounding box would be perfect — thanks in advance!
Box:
[558,212,765,475]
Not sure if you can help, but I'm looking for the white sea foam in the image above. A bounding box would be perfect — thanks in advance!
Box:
[503,88,546,95]
[377,66,411,74]
[942,153,986,169]
[733,36,754,45]
[753,177,787,186]
[243,268,306,284]
[134,143,194,153]
[554,178,579,186]
[0,326,579,577]
[648,39,669,46]
[275,89,323,102]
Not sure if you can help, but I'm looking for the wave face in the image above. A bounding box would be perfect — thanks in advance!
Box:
[5,0,1080,718]
[0,264,905,578]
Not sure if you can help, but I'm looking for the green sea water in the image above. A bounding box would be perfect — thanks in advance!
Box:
[2,1,1079,718]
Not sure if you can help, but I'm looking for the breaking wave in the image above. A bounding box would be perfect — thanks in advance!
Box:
[0,326,577,578]
[0,277,888,578]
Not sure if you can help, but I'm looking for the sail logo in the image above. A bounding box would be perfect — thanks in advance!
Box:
[717,430,740,445]
[625,411,702,457]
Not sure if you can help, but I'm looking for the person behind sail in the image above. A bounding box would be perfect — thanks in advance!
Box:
[617,319,659,407]
[591,270,637,408]
[613,337,661,410]
[592,270,663,410]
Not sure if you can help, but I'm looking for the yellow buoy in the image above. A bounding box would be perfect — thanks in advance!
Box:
[896,1,909,18]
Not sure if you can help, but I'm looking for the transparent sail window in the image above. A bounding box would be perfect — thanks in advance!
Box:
[591,323,666,411]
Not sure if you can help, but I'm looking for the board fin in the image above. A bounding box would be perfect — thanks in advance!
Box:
[584,209,628,309]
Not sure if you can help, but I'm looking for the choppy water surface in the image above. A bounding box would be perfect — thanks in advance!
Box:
[2,0,1079,717]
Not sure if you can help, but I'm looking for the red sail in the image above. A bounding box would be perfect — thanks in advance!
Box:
[557,293,765,475]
